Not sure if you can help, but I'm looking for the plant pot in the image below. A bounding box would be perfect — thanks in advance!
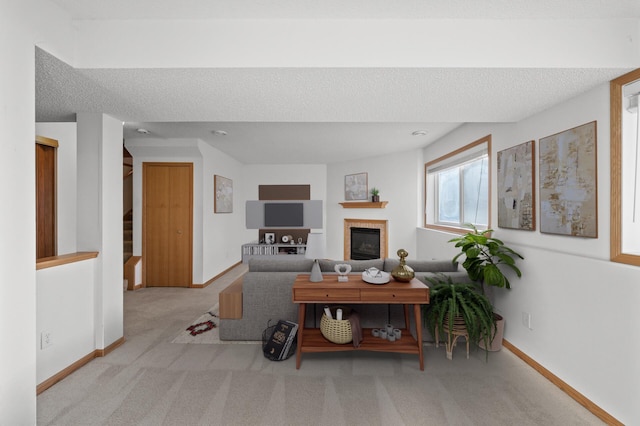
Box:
[372,195,380,202]
[438,314,470,360]
[478,313,504,352]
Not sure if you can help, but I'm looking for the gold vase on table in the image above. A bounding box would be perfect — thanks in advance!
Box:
[391,249,415,282]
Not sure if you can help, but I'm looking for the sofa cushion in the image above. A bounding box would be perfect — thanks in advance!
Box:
[382,258,459,273]
[248,257,314,272]
[319,258,385,272]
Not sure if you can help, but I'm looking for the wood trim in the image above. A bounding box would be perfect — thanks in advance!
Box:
[36,141,57,258]
[37,337,126,394]
[424,223,474,235]
[218,276,244,319]
[610,68,640,266]
[96,336,126,357]
[37,351,96,394]
[423,134,492,228]
[124,256,142,291]
[339,201,388,209]
[191,261,242,288]
[36,251,99,270]
[36,135,59,148]
[503,340,622,426]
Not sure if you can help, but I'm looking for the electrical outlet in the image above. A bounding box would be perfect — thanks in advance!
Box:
[41,331,53,349]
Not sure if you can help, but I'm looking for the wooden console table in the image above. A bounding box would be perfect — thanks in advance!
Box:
[292,274,429,370]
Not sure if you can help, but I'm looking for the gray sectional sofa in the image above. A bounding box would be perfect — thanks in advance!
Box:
[218,257,471,341]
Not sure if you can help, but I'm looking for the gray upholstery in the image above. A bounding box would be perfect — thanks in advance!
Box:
[382,258,458,273]
[219,272,301,341]
[219,257,472,341]
[319,258,385,272]
[248,257,314,272]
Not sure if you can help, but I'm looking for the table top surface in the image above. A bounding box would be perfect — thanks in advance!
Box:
[293,273,428,290]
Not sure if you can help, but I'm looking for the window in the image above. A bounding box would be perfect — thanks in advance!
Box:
[611,68,640,266]
[425,135,491,232]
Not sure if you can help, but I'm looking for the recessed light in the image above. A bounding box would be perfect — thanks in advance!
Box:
[136,128,150,134]
[412,130,428,136]
[212,130,228,136]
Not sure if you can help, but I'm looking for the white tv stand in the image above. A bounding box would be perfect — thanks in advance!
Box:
[241,243,306,264]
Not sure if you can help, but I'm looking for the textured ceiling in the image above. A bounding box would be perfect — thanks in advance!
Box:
[36,1,640,164]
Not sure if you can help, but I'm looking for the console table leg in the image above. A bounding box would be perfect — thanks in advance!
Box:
[414,304,424,371]
[403,304,410,330]
[296,303,306,369]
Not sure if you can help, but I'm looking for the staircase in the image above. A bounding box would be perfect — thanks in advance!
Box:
[123,210,133,264]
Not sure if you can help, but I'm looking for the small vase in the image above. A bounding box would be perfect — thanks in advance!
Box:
[372,195,380,202]
[391,249,414,282]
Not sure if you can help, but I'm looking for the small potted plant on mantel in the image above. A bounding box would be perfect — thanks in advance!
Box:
[449,223,524,351]
[370,187,380,202]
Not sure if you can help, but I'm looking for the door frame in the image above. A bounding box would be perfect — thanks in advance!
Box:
[142,162,193,287]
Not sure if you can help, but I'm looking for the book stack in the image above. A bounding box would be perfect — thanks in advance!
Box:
[263,320,298,361]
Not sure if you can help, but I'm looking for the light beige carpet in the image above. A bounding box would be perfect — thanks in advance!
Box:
[37,263,606,425]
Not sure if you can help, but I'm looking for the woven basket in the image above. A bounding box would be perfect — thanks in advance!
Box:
[320,306,352,344]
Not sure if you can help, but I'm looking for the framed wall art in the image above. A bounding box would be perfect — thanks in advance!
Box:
[344,172,368,201]
[539,121,597,237]
[214,175,233,213]
[497,140,535,230]
[264,232,275,245]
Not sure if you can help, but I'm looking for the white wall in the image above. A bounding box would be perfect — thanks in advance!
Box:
[73,19,640,69]
[36,259,96,384]
[126,138,206,282]
[325,150,423,260]
[34,116,123,388]
[36,122,78,254]
[126,139,328,282]
[198,140,247,280]
[127,138,258,284]
[1,1,76,423]
[420,85,640,424]
[241,163,328,241]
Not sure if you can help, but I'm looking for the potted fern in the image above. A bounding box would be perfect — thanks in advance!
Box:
[423,274,496,360]
[449,223,524,351]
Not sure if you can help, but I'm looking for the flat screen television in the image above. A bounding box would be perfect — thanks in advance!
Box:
[264,203,304,227]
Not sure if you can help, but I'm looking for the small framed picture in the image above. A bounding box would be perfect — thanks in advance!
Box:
[264,233,276,245]
[214,175,233,213]
[344,172,368,200]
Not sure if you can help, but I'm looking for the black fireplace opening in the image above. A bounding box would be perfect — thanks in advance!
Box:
[350,227,381,260]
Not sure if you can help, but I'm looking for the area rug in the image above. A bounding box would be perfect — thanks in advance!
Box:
[171,303,259,345]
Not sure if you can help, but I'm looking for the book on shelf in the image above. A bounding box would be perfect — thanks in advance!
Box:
[263,320,298,360]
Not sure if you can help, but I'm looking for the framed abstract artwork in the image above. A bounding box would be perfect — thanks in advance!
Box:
[497,140,535,230]
[214,175,233,213]
[344,172,368,200]
[539,121,597,237]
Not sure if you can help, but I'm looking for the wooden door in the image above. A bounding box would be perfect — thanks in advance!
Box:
[143,163,193,287]
[36,137,57,259]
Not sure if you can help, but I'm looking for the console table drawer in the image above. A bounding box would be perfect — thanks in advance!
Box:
[294,288,361,301]
[360,288,428,303]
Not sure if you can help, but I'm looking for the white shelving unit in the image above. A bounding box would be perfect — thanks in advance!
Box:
[241,243,306,264]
